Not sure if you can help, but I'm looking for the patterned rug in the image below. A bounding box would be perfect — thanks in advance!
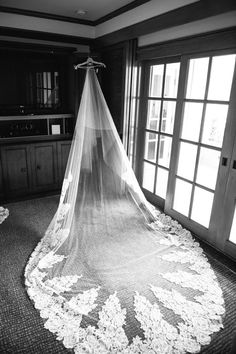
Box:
[0,196,236,354]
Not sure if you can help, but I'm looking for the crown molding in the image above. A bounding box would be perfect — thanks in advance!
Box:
[93,0,150,25]
[137,26,236,60]
[0,1,151,26]
[0,27,92,46]
[0,39,77,54]
[0,6,94,25]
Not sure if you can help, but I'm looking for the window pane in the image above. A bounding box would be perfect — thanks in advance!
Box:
[43,89,48,105]
[186,57,209,99]
[155,167,168,199]
[147,100,161,131]
[196,148,221,190]
[142,162,155,192]
[208,54,236,101]
[43,72,47,88]
[177,142,198,181]
[173,178,192,216]
[191,187,214,228]
[161,101,176,134]
[181,102,203,142]
[229,204,236,244]
[144,132,158,162]
[164,62,180,98]
[158,135,172,168]
[47,72,52,89]
[202,104,228,147]
[149,65,164,97]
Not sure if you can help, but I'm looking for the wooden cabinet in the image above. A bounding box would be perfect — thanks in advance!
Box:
[0,139,71,201]
[1,144,31,197]
[57,140,71,184]
[30,142,58,192]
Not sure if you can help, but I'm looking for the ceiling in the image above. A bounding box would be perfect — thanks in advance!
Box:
[0,0,149,22]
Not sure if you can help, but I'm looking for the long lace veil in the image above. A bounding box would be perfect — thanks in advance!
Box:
[25,66,225,354]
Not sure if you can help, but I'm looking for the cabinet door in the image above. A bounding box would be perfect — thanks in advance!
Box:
[30,142,58,191]
[1,145,31,196]
[57,141,71,185]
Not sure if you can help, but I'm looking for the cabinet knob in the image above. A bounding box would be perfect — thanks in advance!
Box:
[20,167,26,173]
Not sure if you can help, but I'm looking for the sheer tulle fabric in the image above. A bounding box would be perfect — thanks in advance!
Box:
[25,69,225,354]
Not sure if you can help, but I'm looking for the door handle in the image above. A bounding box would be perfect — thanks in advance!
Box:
[222,157,228,166]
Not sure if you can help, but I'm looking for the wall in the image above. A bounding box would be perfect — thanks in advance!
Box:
[138,11,236,47]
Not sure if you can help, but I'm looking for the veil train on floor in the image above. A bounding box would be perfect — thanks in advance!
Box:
[25,58,225,354]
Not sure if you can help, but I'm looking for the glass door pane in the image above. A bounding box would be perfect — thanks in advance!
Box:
[173,54,236,228]
[219,138,236,260]
[142,60,180,200]
[220,130,236,259]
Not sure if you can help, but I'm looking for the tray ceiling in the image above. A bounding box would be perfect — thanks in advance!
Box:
[0,0,147,22]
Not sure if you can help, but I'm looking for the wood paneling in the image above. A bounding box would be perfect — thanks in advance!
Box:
[100,44,126,135]
[0,50,73,116]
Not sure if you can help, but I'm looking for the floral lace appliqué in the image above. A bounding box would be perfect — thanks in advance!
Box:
[25,205,225,353]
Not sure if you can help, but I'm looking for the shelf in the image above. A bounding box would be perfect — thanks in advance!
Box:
[0,114,73,121]
[0,113,74,139]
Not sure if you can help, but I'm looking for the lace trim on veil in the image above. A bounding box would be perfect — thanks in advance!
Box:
[0,206,9,224]
[25,203,225,354]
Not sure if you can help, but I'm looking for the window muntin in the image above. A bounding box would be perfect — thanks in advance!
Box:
[28,71,60,110]
[173,54,236,228]
[142,61,180,199]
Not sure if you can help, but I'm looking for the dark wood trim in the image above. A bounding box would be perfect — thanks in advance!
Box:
[94,0,151,25]
[0,39,77,54]
[0,135,72,146]
[0,26,92,46]
[135,63,149,182]
[0,1,151,26]
[0,6,94,26]
[94,0,236,47]
[137,27,236,60]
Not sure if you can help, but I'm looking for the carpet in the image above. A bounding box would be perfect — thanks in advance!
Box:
[0,196,236,354]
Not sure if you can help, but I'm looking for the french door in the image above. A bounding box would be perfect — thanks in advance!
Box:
[139,50,236,259]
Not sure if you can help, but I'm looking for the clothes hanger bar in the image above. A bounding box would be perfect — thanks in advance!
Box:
[74,57,106,70]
